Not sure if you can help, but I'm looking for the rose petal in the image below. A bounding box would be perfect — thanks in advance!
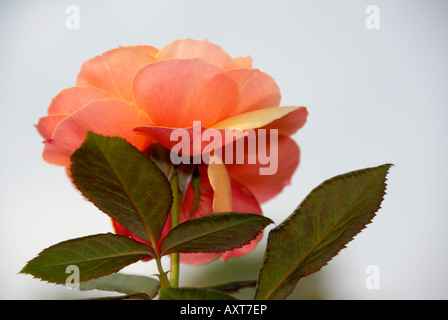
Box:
[121,45,159,57]
[233,56,253,68]
[226,68,281,114]
[76,47,157,101]
[180,166,263,265]
[261,106,308,137]
[207,155,232,213]
[42,99,152,166]
[179,252,221,266]
[156,38,237,69]
[211,106,308,136]
[132,59,240,128]
[37,87,115,139]
[133,124,246,158]
[225,135,301,204]
[36,114,67,140]
[47,86,113,115]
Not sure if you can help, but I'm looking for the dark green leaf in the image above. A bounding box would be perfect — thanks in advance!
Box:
[205,280,257,293]
[159,288,236,300]
[20,233,153,285]
[70,132,173,244]
[80,273,160,299]
[255,164,392,300]
[160,212,273,255]
[82,293,152,300]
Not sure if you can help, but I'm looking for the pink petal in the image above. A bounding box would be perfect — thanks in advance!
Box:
[47,86,113,115]
[36,87,115,140]
[132,59,240,128]
[233,56,253,68]
[42,99,152,166]
[262,106,308,137]
[36,114,67,140]
[225,135,301,204]
[76,47,157,101]
[179,252,221,266]
[156,38,237,69]
[226,68,281,114]
[211,106,308,137]
[133,124,247,158]
[122,45,159,57]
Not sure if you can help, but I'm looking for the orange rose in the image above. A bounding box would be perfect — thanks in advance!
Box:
[36,39,307,265]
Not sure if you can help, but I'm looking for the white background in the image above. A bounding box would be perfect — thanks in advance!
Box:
[1,0,447,299]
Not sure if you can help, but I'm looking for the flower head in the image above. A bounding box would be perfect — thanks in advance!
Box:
[36,39,307,265]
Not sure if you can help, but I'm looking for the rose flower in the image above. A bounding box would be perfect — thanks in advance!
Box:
[36,39,307,265]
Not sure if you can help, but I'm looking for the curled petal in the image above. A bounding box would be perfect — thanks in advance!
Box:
[156,38,237,69]
[133,124,246,159]
[42,99,152,166]
[207,155,232,213]
[132,59,240,128]
[226,68,281,114]
[76,47,157,101]
[211,106,308,136]
[261,106,308,137]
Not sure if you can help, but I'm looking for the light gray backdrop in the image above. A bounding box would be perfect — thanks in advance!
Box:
[1,0,447,299]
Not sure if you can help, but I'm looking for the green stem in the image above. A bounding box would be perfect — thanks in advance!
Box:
[170,167,180,288]
[154,253,171,290]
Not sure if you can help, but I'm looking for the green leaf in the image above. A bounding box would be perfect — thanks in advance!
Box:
[70,132,173,245]
[255,164,392,300]
[160,212,273,255]
[159,288,236,300]
[80,273,160,300]
[205,280,257,293]
[82,293,151,300]
[20,233,154,285]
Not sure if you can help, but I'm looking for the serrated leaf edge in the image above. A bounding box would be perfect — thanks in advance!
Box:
[256,163,392,300]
